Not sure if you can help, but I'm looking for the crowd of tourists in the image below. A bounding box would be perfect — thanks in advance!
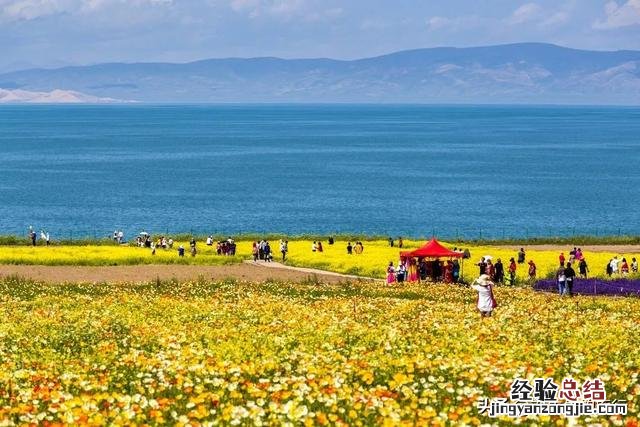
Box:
[207,236,237,256]
[112,230,125,244]
[251,240,274,262]
[26,226,50,246]
[605,256,638,277]
[386,258,463,284]
[347,241,364,254]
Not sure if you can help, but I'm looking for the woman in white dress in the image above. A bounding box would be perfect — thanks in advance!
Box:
[471,274,498,317]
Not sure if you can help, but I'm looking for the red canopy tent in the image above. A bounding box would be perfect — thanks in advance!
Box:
[399,238,465,284]
[405,238,463,258]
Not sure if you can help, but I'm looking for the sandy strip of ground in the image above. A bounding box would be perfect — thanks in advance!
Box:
[499,245,640,253]
[0,262,374,284]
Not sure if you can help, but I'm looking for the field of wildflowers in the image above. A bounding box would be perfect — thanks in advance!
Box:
[0,238,638,283]
[0,276,638,425]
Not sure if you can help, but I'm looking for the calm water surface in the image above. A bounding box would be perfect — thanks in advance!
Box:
[1,104,639,239]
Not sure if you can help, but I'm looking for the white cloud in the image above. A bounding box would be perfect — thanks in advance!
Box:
[230,0,301,19]
[506,2,542,25]
[0,0,172,21]
[540,10,569,27]
[426,16,452,31]
[594,0,640,29]
[229,0,340,22]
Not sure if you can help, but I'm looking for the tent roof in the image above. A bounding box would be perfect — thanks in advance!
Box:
[406,238,463,258]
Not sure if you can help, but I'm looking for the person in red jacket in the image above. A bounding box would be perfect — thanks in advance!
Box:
[528,260,537,279]
[508,257,517,285]
[559,252,566,265]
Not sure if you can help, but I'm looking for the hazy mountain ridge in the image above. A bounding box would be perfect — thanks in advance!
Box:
[0,88,127,104]
[1,43,639,104]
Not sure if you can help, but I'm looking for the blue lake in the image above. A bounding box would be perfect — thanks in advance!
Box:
[1,104,639,239]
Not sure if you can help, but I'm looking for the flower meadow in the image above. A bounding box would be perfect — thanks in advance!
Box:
[0,239,636,283]
[0,277,639,425]
[534,278,640,297]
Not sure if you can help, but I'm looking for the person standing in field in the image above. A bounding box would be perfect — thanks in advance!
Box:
[279,240,288,262]
[29,227,37,246]
[565,262,576,296]
[398,237,403,248]
[40,230,50,246]
[190,238,197,257]
[263,242,272,262]
[610,256,619,275]
[471,274,497,317]
[559,252,566,265]
[508,258,517,285]
[528,260,537,280]
[408,258,418,282]
[517,248,526,264]
[311,241,317,252]
[556,263,567,295]
[632,257,638,273]
[477,257,486,276]
[347,242,353,255]
[484,259,495,278]
[252,242,259,262]
[388,237,394,247]
[452,259,460,283]
[178,245,185,257]
[621,258,629,276]
[444,261,453,283]
[606,259,613,277]
[386,262,396,285]
[397,261,406,283]
[317,241,323,252]
[494,258,504,284]
[579,258,589,278]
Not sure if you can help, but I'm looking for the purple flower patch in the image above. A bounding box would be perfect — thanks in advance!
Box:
[534,278,640,297]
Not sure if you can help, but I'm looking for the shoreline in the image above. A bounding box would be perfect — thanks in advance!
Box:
[2,233,640,247]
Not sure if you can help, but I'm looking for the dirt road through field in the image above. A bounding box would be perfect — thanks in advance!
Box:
[0,262,374,284]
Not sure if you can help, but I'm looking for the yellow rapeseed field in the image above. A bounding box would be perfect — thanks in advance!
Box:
[0,239,637,282]
[278,240,635,282]
[0,244,242,266]
[0,277,638,425]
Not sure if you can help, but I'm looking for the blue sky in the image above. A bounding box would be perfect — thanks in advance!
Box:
[1,0,640,71]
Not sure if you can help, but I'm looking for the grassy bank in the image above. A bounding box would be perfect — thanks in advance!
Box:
[3,233,640,247]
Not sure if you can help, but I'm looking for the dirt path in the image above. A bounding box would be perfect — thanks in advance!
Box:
[0,262,374,284]
[242,260,377,280]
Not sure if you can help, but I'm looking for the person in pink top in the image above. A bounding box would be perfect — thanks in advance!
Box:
[386,262,396,285]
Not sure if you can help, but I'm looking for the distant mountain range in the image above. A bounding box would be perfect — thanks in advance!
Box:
[0,88,127,104]
[1,43,639,104]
